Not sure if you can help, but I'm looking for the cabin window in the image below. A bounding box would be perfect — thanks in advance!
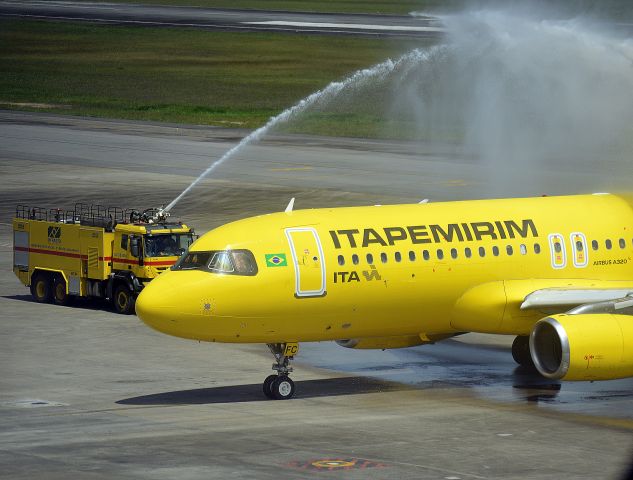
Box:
[337,255,345,266]
[395,252,402,262]
[506,245,513,256]
[492,246,499,256]
[366,253,374,264]
[479,246,485,257]
[619,238,626,249]
[534,243,541,254]
[591,240,599,251]
[352,254,359,265]
[450,248,458,259]
[120,234,128,250]
[437,249,444,260]
[606,239,612,250]
[409,251,416,262]
[422,250,430,261]
[465,247,472,258]
[520,244,527,255]
[380,252,388,263]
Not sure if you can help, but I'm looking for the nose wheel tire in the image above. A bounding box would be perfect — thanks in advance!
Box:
[263,374,277,399]
[271,376,295,400]
[113,284,135,315]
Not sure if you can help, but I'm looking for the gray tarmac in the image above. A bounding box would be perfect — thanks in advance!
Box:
[0,0,442,38]
[1,111,632,479]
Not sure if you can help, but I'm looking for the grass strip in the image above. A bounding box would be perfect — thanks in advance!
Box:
[69,0,633,19]
[70,0,458,15]
[0,19,430,137]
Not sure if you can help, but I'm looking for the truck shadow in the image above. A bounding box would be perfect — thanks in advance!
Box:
[117,376,406,405]
[2,294,35,302]
[2,294,113,312]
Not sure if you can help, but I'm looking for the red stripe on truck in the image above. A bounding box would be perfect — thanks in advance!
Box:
[15,247,175,266]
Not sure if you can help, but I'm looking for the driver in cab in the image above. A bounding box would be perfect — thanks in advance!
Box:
[146,236,178,257]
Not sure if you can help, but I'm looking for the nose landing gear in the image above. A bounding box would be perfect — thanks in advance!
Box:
[264,343,298,400]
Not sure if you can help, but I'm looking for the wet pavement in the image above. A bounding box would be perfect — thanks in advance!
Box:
[298,337,633,422]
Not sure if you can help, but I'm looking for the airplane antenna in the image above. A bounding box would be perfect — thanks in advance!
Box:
[285,197,295,213]
[419,199,430,204]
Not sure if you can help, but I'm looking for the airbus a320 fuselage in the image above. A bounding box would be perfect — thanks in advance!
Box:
[136,193,633,399]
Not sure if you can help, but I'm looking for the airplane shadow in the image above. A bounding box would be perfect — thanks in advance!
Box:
[117,376,405,406]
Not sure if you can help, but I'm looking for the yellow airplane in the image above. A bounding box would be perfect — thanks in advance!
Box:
[135,193,633,400]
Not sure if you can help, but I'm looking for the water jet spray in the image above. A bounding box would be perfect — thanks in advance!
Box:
[163,46,446,213]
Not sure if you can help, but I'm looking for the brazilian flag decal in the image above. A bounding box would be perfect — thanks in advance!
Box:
[265,253,287,267]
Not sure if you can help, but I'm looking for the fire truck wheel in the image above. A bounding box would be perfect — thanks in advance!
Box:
[113,284,135,315]
[53,276,70,306]
[30,272,52,303]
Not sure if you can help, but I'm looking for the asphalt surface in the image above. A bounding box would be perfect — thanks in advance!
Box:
[0,0,443,37]
[1,111,632,479]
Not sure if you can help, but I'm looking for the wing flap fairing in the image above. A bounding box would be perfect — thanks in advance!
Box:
[521,288,633,310]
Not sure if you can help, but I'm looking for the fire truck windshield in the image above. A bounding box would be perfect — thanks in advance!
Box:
[144,234,193,258]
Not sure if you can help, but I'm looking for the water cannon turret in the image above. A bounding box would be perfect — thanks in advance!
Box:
[142,206,170,224]
[153,206,170,224]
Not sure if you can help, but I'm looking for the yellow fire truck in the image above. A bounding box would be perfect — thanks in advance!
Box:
[12,204,195,314]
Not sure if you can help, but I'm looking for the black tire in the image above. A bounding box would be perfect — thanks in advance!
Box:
[263,374,277,399]
[271,376,295,400]
[113,284,135,315]
[30,272,52,303]
[512,335,534,367]
[52,276,70,306]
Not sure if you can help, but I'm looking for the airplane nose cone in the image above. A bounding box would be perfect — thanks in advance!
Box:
[135,270,196,335]
[136,269,232,342]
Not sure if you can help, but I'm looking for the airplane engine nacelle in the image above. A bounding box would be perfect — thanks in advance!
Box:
[530,314,633,381]
[336,335,429,350]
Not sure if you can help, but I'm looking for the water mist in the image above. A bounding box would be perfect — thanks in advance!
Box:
[166,9,633,209]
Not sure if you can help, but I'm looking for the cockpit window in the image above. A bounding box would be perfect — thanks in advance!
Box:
[229,251,258,275]
[172,249,258,276]
[209,251,234,273]
[173,252,211,270]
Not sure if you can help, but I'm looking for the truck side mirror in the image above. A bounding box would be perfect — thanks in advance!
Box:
[130,237,140,258]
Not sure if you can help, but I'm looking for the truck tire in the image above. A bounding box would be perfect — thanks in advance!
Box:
[30,272,52,303]
[113,284,135,315]
[53,275,70,306]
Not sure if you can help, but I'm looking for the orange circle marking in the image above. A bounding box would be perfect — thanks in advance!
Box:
[311,459,356,469]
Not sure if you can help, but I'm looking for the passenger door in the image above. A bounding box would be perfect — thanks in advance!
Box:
[285,227,326,298]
